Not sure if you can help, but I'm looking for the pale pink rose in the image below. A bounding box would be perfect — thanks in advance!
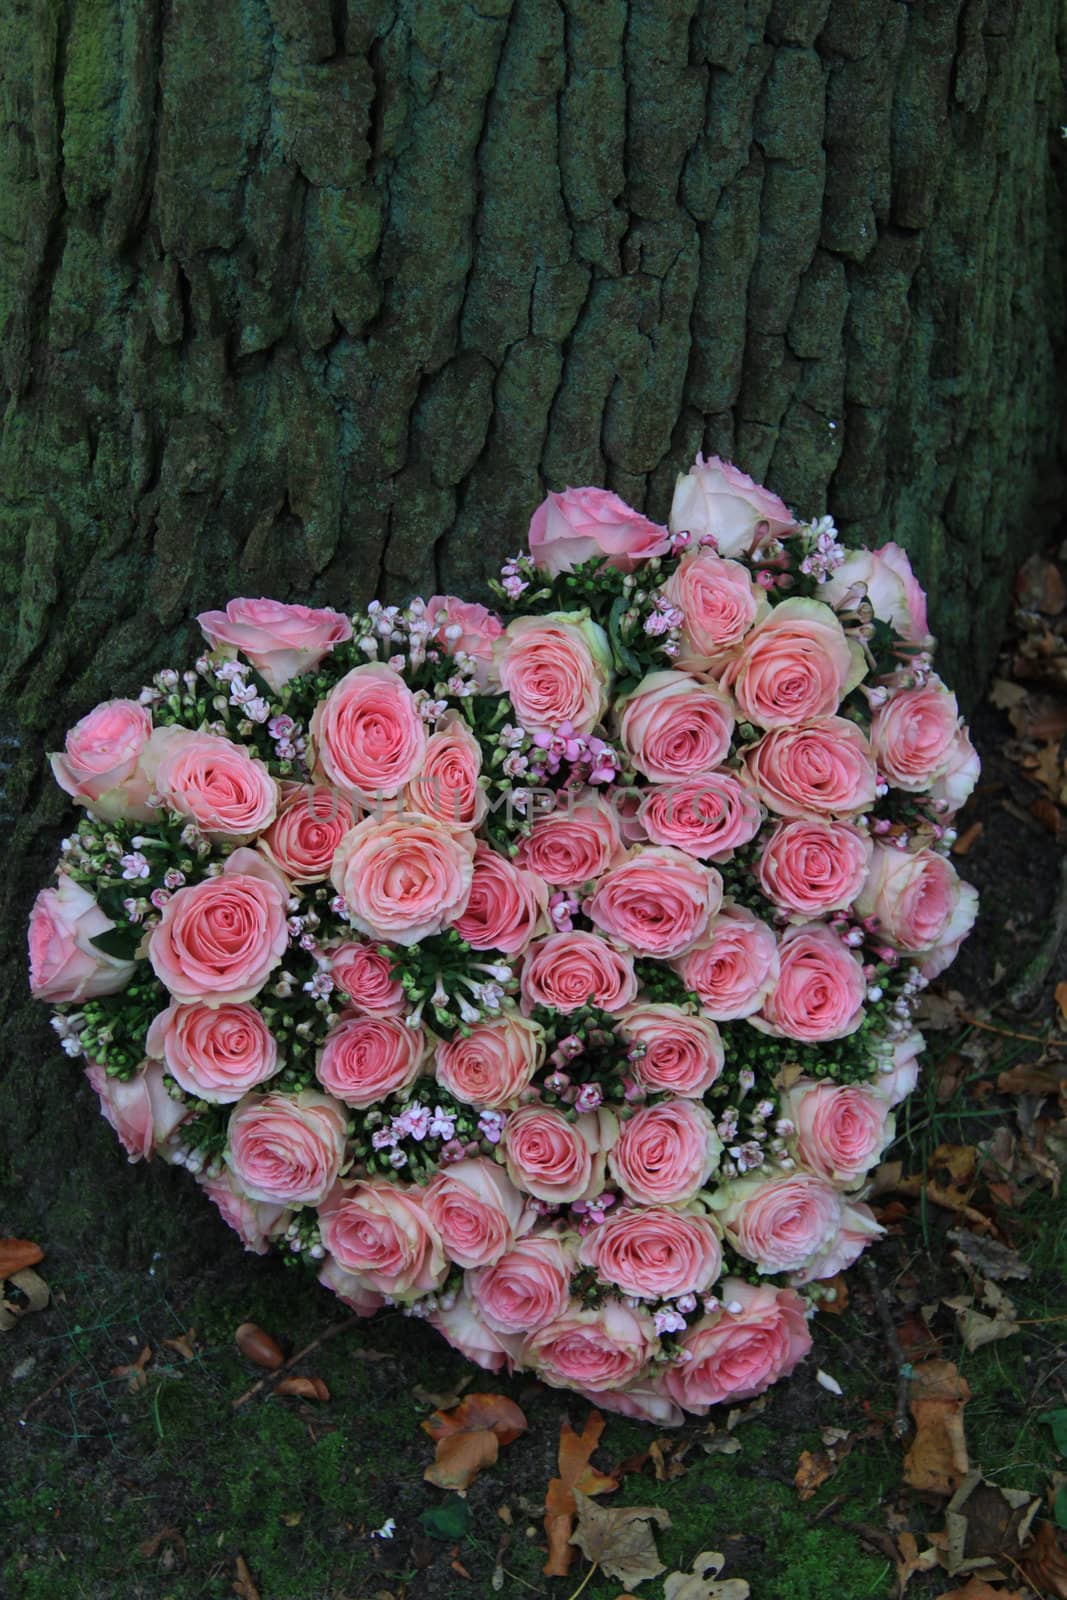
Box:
[315,1015,426,1108]
[608,1099,722,1205]
[197,597,352,690]
[425,595,504,671]
[784,1080,894,1185]
[318,1179,447,1301]
[310,663,427,803]
[434,1014,545,1108]
[662,1278,811,1412]
[146,1001,279,1103]
[669,455,796,557]
[520,930,638,1014]
[741,716,877,819]
[757,820,872,916]
[430,1290,511,1372]
[714,1172,843,1275]
[259,783,356,883]
[723,598,863,729]
[618,671,734,782]
[672,904,779,1020]
[578,1204,722,1298]
[874,1030,925,1105]
[791,1201,884,1285]
[495,611,612,735]
[467,1234,573,1334]
[514,795,624,888]
[28,877,137,1003]
[331,814,476,946]
[870,677,963,792]
[928,727,980,815]
[404,712,488,832]
[222,846,292,898]
[521,1298,658,1393]
[197,1168,291,1254]
[660,550,768,670]
[142,727,278,840]
[855,845,978,955]
[451,842,548,953]
[638,773,762,862]
[755,923,866,1042]
[616,1004,724,1097]
[502,1103,615,1204]
[85,1060,190,1162]
[424,1157,534,1269]
[612,786,648,844]
[49,699,156,820]
[583,1381,683,1428]
[585,846,721,958]
[226,1089,348,1206]
[149,871,288,1005]
[528,486,670,576]
[317,1257,386,1318]
[821,543,930,644]
[327,941,405,1016]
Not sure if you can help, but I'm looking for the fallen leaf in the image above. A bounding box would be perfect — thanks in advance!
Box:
[948,1230,1031,1283]
[235,1323,284,1370]
[570,1490,670,1587]
[943,1472,1040,1577]
[137,1526,186,1561]
[935,1580,1024,1600]
[0,1238,44,1279]
[1015,554,1067,615]
[425,1428,501,1492]
[1032,796,1063,835]
[988,679,1028,711]
[273,1376,330,1401]
[795,1450,833,1500]
[162,1330,198,1363]
[413,1372,473,1410]
[233,1554,261,1600]
[895,1531,941,1595]
[648,1437,691,1482]
[815,1274,850,1315]
[544,1412,621,1577]
[664,1549,751,1599]
[904,1361,971,1496]
[0,1267,50,1331]
[112,1345,152,1393]
[1057,982,1067,1028]
[951,822,984,857]
[419,1500,472,1541]
[1022,1519,1067,1598]
[943,1295,1018,1353]
[423,1393,527,1493]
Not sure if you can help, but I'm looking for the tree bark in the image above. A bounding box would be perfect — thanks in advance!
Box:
[0,0,1064,1252]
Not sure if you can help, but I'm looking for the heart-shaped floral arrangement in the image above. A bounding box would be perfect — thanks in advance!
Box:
[29,457,978,1424]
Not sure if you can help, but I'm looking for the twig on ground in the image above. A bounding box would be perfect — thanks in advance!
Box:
[1007,849,1067,1012]
[16,1360,83,1426]
[231,1315,362,1409]
[958,1014,1065,1047]
[861,1258,911,1440]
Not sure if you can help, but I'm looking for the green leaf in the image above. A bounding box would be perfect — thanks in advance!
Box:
[419,1500,472,1540]
[1056,1483,1067,1530]
[89,925,143,961]
[607,595,642,679]
[1043,1408,1067,1456]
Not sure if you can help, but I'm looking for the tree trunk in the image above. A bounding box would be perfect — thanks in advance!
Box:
[1,0,1064,1254]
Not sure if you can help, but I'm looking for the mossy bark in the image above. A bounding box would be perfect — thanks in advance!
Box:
[1,0,1064,1257]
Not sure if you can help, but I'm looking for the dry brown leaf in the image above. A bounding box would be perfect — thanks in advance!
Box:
[0,1238,44,1279]
[903,1361,971,1495]
[1015,554,1067,615]
[570,1489,670,1587]
[935,1580,1024,1600]
[793,1449,832,1499]
[233,1553,261,1600]
[1056,982,1067,1028]
[137,1526,187,1561]
[422,1393,527,1493]
[112,1344,152,1393]
[988,679,1028,712]
[664,1549,751,1599]
[1022,1519,1067,1598]
[162,1330,198,1363]
[413,1372,473,1410]
[942,1472,1040,1578]
[273,1375,330,1402]
[0,1266,50,1331]
[948,1230,1031,1283]
[544,1411,620,1578]
[235,1323,284,1370]
[895,1531,941,1596]
[942,1295,1018,1354]
[648,1437,691,1482]
[815,1273,850,1315]
[951,822,984,857]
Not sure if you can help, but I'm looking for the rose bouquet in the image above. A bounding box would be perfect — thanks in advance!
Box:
[28,457,978,1423]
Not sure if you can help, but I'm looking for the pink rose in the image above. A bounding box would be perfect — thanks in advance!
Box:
[467,1234,572,1334]
[662,1278,811,1412]
[713,1172,843,1274]
[821,543,929,644]
[425,595,504,672]
[143,727,278,840]
[521,1298,657,1393]
[450,843,548,953]
[49,699,156,820]
[85,1060,190,1161]
[668,455,796,557]
[784,1080,894,1185]
[310,663,427,803]
[146,1000,280,1102]
[616,1004,724,1097]
[495,611,612,735]
[434,1014,545,1108]
[404,712,487,832]
[585,846,721,958]
[259,783,356,883]
[855,845,978,955]
[608,1099,722,1205]
[660,550,767,670]
[331,814,475,946]
[424,1157,533,1268]
[149,871,288,1005]
[578,1204,722,1298]
[928,727,980,815]
[520,930,638,1014]
[317,1257,386,1318]
[528,486,670,576]
[28,877,137,1003]
[514,795,624,888]
[583,1381,683,1428]
[315,1014,426,1108]
[502,1103,615,1203]
[672,904,779,1020]
[226,1089,348,1206]
[327,940,406,1016]
[791,1201,884,1285]
[741,716,877,818]
[755,923,866,1042]
[197,1168,291,1254]
[197,597,352,690]
[430,1290,511,1372]
[869,677,963,792]
[874,1030,925,1105]
[618,671,735,782]
[723,597,863,729]
[757,820,872,916]
[318,1179,447,1301]
[638,773,762,862]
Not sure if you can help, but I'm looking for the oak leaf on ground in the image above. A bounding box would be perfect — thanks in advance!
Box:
[569,1489,670,1587]
[543,1411,621,1577]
